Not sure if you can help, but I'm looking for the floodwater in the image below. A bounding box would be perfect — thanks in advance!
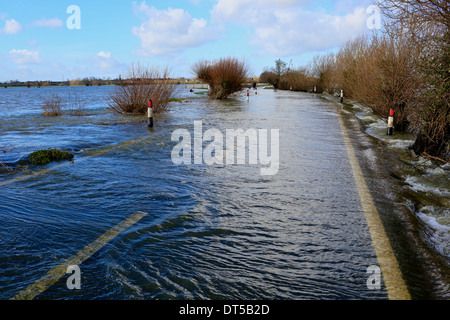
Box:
[0,86,448,300]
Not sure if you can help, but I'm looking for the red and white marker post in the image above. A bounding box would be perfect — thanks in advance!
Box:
[148,99,153,128]
[387,108,394,136]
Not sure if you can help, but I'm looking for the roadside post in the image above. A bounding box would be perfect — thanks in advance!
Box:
[387,109,394,136]
[148,99,153,128]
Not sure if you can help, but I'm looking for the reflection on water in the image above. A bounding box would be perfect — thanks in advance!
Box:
[0,86,448,300]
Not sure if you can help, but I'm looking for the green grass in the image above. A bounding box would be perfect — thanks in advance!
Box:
[28,149,74,166]
[168,98,188,102]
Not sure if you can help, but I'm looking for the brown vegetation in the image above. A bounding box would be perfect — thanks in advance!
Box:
[192,57,249,99]
[260,0,449,160]
[67,91,87,116]
[42,94,63,117]
[376,0,449,158]
[108,63,178,114]
[333,33,424,132]
[285,67,315,92]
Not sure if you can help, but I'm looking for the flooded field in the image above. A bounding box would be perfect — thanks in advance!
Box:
[0,86,448,300]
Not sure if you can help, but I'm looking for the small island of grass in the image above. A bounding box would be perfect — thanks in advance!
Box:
[28,149,74,166]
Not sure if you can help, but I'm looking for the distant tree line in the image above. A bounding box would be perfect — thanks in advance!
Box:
[0,77,123,88]
[1,76,203,89]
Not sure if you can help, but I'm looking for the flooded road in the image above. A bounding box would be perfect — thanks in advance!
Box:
[0,86,448,300]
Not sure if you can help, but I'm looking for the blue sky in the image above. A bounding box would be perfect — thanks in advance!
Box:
[0,0,375,81]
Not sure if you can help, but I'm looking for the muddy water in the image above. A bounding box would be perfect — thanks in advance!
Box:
[0,86,448,300]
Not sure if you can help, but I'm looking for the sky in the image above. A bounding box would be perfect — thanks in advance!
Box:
[0,0,376,81]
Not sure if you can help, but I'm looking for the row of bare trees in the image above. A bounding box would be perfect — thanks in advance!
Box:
[260,0,449,160]
[105,56,252,115]
[335,33,423,132]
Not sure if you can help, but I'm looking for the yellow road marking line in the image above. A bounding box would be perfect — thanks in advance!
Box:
[337,113,411,300]
[11,211,148,300]
[0,161,70,187]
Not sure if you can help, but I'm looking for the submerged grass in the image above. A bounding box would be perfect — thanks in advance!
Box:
[28,149,74,166]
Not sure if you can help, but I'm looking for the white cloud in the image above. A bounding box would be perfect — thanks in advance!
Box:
[132,2,218,57]
[211,0,306,25]
[9,49,41,65]
[0,19,23,34]
[211,0,369,56]
[252,7,367,56]
[32,18,63,28]
[97,51,111,59]
[92,51,124,69]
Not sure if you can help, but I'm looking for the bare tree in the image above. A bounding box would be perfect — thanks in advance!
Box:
[311,53,338,94]
[272,59,288,79]
[377,0,449,158]
[285,67,313,92]
[193,57,249,99]
[42,94,64,117]
[259,69,278,85]
[377,0,449,29]
[108,63,177,114]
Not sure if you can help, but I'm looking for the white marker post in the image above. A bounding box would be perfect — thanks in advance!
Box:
[340,90,344,103]
[148,99,153,128]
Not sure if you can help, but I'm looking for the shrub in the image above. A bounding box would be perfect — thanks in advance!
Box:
[334,34,424,131]
[412,33,450,158]
[108,63,178,114]
[376,0,449,159]
[310,53,337,94]
[67,91,87,116]
[42,94,63,116]
[28,149,74,166]
[193,57,250,99]
[283,68,314,92]
[259,70,279,86]
[261,60,316,92]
